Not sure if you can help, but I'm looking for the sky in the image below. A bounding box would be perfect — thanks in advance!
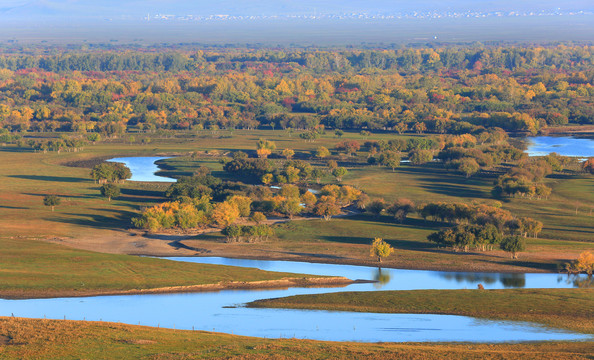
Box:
[0,1,592,44]
[1,0,592,19]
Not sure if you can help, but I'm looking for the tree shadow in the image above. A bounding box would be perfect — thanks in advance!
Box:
[8,175,90,183]
[0,205,28,209]
[24,192,100,200]
[478,258,557,272]
[50,210,135,230]
[418,182,488,199]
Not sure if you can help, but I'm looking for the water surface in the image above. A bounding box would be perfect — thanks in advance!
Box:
[526,136,594,157]
[1,257,590,343]
[107,157,175,182]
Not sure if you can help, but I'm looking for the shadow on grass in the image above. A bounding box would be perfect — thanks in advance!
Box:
[24,192,100,200]
[49,210,134,230]
[349,214,449,229]
[0,205,28,209]
[9,175,90,183]
[168,240,211,253]
[418,182,488,199]
[478,258,557,272]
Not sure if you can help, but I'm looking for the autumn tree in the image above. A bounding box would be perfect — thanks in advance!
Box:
[583,158,594,174]
[566,251,594,275]
[370,237,394,263]
[227,195,252,217]
[256,139,276,159]
[282,148,295,160]
[211,201,240,228]
[315,146,331,159]
[250,211,267,224]
[314,195,341,220]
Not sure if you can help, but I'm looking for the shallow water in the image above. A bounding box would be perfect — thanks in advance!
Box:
[526,136,594,157]
[1,257,591,343]
[107,156,175,182]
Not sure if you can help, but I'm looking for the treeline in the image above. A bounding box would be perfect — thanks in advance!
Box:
[0,45,593,136]
[0,46,593,73]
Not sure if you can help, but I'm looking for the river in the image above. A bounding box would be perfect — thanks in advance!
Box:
[526,135,594,158]
[1,257,591,342]
[19,143,588,343]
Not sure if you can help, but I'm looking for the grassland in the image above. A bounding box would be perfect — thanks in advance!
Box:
[0,130,592,274]
[0,237,338,299]
[249,288,594,334]
[0,317,593,359]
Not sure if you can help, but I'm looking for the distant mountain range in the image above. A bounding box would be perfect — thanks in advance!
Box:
[1,0,592,20]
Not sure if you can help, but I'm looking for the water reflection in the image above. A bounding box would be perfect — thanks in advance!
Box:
[1,257,593,343]
[500,274,526,288]
[373,268,391,289]
[438,273,499,285]
[170,257,591,291]
[526,136,594,157]
[558,274,594,288]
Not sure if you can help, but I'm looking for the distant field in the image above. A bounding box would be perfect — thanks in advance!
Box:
[0,316,592,360]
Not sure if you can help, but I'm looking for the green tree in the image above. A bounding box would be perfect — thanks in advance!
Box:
[500,235,526,259]
[43,194,60,211]
[100,183,120,201]
[332,167,347,181]
[367,199,386,217]
[457,158,480,178]
[409,149,433,165]
[370,237,394,263]
[379,151,401,171]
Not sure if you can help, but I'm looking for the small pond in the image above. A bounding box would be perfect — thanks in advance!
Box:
[526,136,594,157]
[1,257,591,343]
[107,157,175,182]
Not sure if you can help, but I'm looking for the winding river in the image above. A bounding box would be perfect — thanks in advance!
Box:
[1,257,591,342]
[5,140,591,343]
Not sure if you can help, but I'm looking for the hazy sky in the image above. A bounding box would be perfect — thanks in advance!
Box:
[2,0,592,19]
[0,1,592,44]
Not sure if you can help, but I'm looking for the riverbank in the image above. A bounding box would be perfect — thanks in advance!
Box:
[0,276,353,300]
[45,223,590,274]
[249,288,594,334]
[0,237,349,300]
[541,125,594,135]
[0,316,592,359]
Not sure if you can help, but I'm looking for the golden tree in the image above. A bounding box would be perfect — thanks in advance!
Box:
[370,237,394,263]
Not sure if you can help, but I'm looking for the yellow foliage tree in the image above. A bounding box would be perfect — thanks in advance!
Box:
[370,237,394,263]
[211,201,240,228]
